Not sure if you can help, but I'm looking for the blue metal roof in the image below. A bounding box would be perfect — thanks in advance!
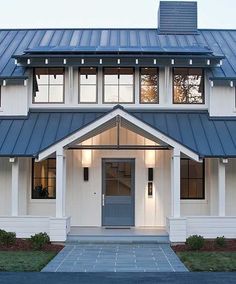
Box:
[0,109,236,158]
[0,29,235,80]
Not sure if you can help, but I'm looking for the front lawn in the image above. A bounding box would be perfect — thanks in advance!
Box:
[178,252,236,272]
[0,251,57,272]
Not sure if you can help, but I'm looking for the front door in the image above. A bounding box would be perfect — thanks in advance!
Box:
[102,159,135,226]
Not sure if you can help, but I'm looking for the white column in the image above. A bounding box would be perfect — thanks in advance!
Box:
[171,148,181,218]
[218,159,226,217]
[11,158,19,216]
[56,148,66,218]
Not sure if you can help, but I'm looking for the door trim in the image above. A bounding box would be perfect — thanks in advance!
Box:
[102,158,135,227]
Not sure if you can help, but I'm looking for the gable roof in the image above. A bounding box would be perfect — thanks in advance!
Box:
[0,28,235,82]
[0,108,236,158]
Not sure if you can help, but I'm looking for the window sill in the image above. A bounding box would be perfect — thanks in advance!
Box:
[29,199,56,204]
[180,199,208,204]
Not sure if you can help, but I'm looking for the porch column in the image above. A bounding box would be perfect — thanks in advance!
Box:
[56,148,66,218]
[171,148,181,218]
[11,158,19,216]
[218,158,227,217]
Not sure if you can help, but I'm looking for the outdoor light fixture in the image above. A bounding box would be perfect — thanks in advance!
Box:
[83,167,89,181]
[147,168,153,197]
[148,182,153,197]
[145,150,156,168]
[82,149,92,182]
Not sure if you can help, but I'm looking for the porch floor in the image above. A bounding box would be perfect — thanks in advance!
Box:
[67,227,169,243]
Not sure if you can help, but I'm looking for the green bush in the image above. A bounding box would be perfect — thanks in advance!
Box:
[0,229,16,246]
[29,232,50,250]
[215,236,226,247]
[186,235,205,250]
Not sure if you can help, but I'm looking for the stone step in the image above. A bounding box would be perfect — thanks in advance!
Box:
[66,234,170,244]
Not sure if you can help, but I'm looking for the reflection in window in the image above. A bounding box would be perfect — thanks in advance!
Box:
[33,68,64,103]
[140,68,159,103]
[173,68,204,104]
[32,159,56,199]
[104,68,134,103]
[181,159,204,199]
[79,68,97,103]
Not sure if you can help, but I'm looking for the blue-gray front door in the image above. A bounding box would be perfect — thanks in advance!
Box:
[102,159,135,226]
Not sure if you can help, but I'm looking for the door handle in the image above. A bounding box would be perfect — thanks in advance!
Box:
[102,194,105,206]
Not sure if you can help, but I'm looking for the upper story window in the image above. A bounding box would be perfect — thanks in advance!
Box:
[79,67,97,103]
[32,159,56,199]
[173,68,204,104]
[33,68,64,103]
[181,159,205,199]
[140,68,159,104]
[104,68,134,103]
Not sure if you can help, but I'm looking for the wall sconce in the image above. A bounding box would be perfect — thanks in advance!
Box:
[145,150,156,168]
[83,167,89,181]
[82,149,92,182]
[148,182,153,196]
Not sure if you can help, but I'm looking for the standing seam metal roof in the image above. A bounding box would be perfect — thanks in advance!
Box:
[0,29,235,79]
[0,109,236,157]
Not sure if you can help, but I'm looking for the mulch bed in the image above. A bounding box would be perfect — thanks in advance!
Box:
[0,239,64,252]
[172,239,236,252]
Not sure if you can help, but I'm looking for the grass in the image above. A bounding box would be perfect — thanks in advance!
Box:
[0,251,57,272]
[178,252,236,272]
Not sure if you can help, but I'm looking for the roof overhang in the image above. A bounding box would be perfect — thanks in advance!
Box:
[37,106,200,162]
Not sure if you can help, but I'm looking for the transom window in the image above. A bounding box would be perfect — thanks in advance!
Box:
[33,68,64,103]
[79,67,97,103]
[32,159,56,199]
[173,68,204,104]
[140,68,159,104]
[104,68,134,103]
[181,159,205,199]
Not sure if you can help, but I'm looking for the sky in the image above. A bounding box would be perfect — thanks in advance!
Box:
[0,0,235,29]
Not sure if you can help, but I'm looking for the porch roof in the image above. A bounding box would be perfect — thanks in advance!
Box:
[0,107,236,158]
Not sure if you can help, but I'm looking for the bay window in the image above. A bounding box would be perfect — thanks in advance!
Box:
[104,68,134,103]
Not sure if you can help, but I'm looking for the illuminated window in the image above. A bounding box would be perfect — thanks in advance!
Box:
[140,68,159,103]
[181,159,205,199]
[33,68,64,103]
[32,159,56,199]
[173,68,204,104]
[104,68,134,103]
[79,68,97,103]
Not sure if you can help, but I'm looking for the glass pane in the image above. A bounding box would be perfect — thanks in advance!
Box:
[48,159,56,168]
[118,162,131,178]
[119,74,133,85]
[119,179,131,196]
[140,85,158,103]
[181,159,189,179]
[104,74,118,85]
[104,85,119,103]
[34,85,48,102]
[36,74,48,85]
[106,163,118,178]
[80,74,97,85]
[119,86,133,102]
[80,85,97,103]
[141,68,158,86]
[106,180,119,196]
[181,179,189,199]
[189,179,204,198]
[49,74,64,85]
[49,86,64,102]
[189,160,203,178]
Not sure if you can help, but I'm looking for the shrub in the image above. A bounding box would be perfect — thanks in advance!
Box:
[0,229,16,246]
[186,235,205,250]
[215,236,226,247]
[29,232,50,250]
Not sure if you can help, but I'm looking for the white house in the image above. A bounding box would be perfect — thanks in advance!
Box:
[0,1,236,242]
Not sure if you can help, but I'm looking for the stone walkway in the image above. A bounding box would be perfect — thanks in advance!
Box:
[42,244,188,272]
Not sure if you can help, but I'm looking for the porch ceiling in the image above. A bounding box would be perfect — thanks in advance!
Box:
[1,107,236,158]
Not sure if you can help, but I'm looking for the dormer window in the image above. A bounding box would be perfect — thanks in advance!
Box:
[103,68,134,104]
[173,68,204,104]
[33,68,64,103]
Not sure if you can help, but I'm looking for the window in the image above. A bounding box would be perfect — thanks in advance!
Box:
[181,159,205,199]
[32,159,56,199]
[173,68,204,104]
[33,68,64,103]
[140,68,159,103]
[79,68,97,103]
[104,68,134,103]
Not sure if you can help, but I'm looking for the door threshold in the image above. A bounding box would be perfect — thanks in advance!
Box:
[105,227,131,230]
